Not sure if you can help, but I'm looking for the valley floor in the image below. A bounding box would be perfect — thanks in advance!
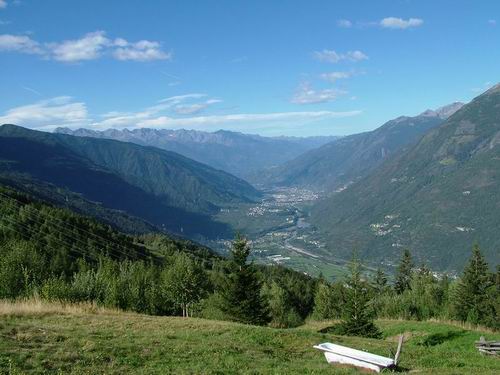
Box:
[0,300,499,374]
[213,187,352,280]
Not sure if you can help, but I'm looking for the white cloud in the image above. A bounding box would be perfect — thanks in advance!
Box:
[0,96,89,130]
[112,39,171,61]
[380,17,423,29]
[1,96,361,135]
[134,110,360,130]
[173,103,209,115]
[320,71,353,83]
[48,31,109,62]
[291,82,347,104]
[0,1,6,9]
[0,31,171,62]
[92,94,220,128]
[313,49,368,63]
[337,19,352,28]
[174,99,222,115]
[91,95,359,131]
[158,93,207,104]
[0,34,43,54]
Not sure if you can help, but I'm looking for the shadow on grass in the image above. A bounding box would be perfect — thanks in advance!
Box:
[417,330,465,347]
[318,323,382,339]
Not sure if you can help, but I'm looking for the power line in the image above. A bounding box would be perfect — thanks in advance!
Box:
[0,201,159,270]
[0,192,158,264]
[0,215,100,266]
[0,191,151,260]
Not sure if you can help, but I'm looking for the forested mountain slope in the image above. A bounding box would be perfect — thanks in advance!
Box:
[55,127,337,179]
[310,87,500,271]
[0,125,259,239]
[261,103,463,191]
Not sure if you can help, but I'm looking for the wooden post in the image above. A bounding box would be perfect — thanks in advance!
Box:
[394,335,404,366]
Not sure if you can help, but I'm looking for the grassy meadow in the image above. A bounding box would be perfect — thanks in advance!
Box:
[0,299,498,374]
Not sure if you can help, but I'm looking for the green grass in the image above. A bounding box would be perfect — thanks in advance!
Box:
[0,301,498,374]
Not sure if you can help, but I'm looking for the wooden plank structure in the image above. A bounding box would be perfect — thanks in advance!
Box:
[314,335,404,373]
[475,336,500,356]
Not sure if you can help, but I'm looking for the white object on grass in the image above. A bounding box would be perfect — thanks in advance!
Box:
[314,335,403,373]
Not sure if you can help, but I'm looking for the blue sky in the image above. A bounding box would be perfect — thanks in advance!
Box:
[0,0,498,136]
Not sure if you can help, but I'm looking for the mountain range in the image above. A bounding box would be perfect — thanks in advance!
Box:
[309,87,500,271]
[0,124,259,239]
[259,103,464,191]
[2,87,500,272]
[54,127,337,179]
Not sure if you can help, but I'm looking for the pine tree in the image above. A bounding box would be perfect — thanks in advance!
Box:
[261,281,302,328]
[453,244,494,325]
[372,268,388,294]
[312,281,339,320]
[219,234,269,325]
[395,249,414,294]
[493,265,500,329]
[337,254,381,338]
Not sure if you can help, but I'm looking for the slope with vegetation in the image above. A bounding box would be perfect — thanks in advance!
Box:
[0,185,316,325]
[0,183,499,373]
[310,87,500,270]
[55,127,337,179]
[260,103,463,191]
[0,124,260,239]
[1,303,499,374]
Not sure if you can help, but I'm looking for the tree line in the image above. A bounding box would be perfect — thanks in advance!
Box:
[0,187,314,327]
[0,187,498,332]
[313,247,500,334]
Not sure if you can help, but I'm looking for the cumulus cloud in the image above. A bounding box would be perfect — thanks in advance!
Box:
[112,39,171,61]
[313,49,368,63]
[48,31,109,62]
[0,31,171,62]
[0,34,43,54]
[380,17,423,29]
[0,96,89,130]
[337,19,352,28]
[291,82,347,105]
[320,71,353,83]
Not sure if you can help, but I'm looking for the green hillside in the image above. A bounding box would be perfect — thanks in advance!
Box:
[0,185,218,268]
[1,185,499,374]
[0,184,317,322]
[0,124,260,239]
[1,301,499,374]
[55,127,337,179]
[310,85,500,271]
[259,111,448,191]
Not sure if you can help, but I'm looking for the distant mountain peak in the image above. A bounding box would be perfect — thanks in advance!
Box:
[420,102,465,119]
[53,127,337,178]
[483,82,500,95]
